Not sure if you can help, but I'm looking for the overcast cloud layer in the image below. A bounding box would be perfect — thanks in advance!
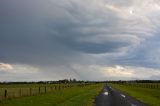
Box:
[0,0,160,81]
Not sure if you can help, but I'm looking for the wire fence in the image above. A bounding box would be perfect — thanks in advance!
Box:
[0,83,92,100]
[114,83,160,89]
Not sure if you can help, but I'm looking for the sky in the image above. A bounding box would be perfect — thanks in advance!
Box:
[0,0,160,81]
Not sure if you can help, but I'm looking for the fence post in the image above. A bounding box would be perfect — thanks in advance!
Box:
[30,88,32,96]
[45,86,47,93]
[19,88,21,97]
[39,87,41,94]
[4,89,7,99]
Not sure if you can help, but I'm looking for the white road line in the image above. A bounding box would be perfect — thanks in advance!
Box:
[104,92,109,95]
[121,94,126,98]
[131,104,137,106]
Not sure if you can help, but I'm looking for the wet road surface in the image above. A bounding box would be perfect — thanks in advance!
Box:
[95,85,147,106]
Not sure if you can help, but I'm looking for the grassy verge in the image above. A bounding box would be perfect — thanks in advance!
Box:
[109,83,160,106]
[0,84,104,106]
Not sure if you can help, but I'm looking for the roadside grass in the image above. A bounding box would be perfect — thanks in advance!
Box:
[109,83,160,106]
[0,84,104,106]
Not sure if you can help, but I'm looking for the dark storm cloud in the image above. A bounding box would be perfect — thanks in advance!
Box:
[0,0,136,65]
[55,35,130,53]
[0,0,160,81]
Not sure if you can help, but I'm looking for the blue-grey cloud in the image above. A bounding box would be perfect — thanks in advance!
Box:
[0,0,160,81]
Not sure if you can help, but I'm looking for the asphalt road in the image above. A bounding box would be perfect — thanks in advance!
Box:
[95,85,147,106]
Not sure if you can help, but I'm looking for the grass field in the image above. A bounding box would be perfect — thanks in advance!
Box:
[0,83,75,100]
[109,83,160,106]
[0,83,104,106]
